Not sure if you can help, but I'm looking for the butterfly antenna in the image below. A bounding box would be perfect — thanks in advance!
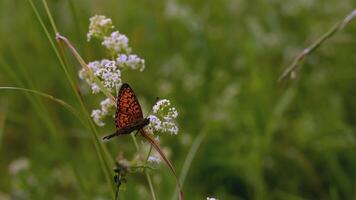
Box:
[140,129,184,200]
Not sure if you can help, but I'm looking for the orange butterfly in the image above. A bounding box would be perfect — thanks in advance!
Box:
[103,83,149,139]
[103,83,183,200]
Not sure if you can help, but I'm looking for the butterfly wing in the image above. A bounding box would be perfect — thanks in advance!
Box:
[115,83,144,131]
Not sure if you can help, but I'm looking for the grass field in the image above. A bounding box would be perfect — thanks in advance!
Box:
[0,0,355,199]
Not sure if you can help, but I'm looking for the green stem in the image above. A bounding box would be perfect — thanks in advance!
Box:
[144,145,157,200]
[0,87,86,127]
[27,0,115,196]
[131,133,157,200]
[131,133,141,151]
[170,128,208,200]
[144,145,153,165]
[278,9,356,81]
[41,0,59,33]
[145,171,157,200]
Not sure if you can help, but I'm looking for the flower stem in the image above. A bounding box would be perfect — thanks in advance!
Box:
[278,9,356,81]
[145,171,157,200]
[131,133,157,200]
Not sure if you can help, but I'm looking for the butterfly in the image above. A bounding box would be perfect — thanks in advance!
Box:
[103,83,149,139]
[103,83,184,200]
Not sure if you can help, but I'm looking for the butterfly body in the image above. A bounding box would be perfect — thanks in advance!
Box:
[103,118,149,140]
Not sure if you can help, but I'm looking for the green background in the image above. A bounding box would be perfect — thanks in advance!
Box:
[0,0,355,199]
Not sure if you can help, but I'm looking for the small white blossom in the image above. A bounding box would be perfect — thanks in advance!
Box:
[116,54,145,71]
[101,60,121,89]
[148,115,162,130]
[91,109,105,126]
[87,15,114,41]
[91,98,115,126]
[207,198,218,200]
[148,99,179,135]
[148,156,161,165]
[102,31,131,54]
[78,68,86,79]
[153,99,171,114]
[80,59,122,93]
[100,98,114,114]
[165,107,178,120]
[162,121,179,135]
[155,136,160,142]
[8,158,30,175]
[91,83,100,94]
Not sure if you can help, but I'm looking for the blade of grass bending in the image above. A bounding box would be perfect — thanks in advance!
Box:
[0,57,60,140]
[54,33,117,180]
[278,9,356,81]
[27,0,115,196]
[41,0,115,183]
[140,129,184,200]
[0,87,86,128]
[56,34,116,103]
[0,59,86,194]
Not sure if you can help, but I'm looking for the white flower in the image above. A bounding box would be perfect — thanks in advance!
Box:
[78,68,86,80]
[87,15,114,41]
[91,83,100,94]
[153,99,171,114]
[100,98,114,114]
[91,109,105,126]
[148,99,179,135]
[162,121,179,135]
[116,54,145,71]
[148,115,162,130]
[116,54,128,64]
[127,54,145,71]
[8,158,30,175]
[102,31,131,54]
[207,198,218,200]
[91,98,115,126]
[165,107,178,120]
[148,156,161,165]
[80,59,122,93]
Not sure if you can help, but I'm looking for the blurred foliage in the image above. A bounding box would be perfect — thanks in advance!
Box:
[0,0,355,199]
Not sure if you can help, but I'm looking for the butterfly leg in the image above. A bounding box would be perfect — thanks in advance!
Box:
[103,132,118,140]
[134,130,140,136]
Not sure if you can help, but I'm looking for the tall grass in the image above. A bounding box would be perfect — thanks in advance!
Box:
[27,0,116,197]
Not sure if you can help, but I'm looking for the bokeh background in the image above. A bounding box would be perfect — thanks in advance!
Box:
[0,0,356,199]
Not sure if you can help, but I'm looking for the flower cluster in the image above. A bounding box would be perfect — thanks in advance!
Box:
[80,15,146,126]
[117,54,145,71]
[87,15,114,41]
[102,31,131,54]
[206,197,218,200]
[91,98,115,127]
[79,59,122,94]
[147,99,179,135]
